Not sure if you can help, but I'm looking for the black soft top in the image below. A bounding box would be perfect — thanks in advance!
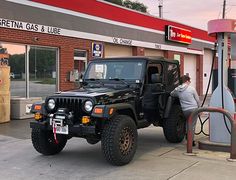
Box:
[91,56,179,65]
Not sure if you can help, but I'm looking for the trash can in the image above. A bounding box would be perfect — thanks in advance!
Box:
[0,66,10,123]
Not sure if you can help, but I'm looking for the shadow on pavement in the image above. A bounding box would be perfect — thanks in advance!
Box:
[0,118,32,139]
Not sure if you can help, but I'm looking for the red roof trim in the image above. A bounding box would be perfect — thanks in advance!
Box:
[31,0,215,42]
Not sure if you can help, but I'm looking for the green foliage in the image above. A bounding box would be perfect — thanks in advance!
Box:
[8,48,56,81]
[8,53,25,75]
[35,78,56,84]
[123,0,147,13]
[104,0,147,13]
[29,48,56,76]
[104,0,123,5]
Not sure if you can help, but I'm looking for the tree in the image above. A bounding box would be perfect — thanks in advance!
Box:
[8,49,56,79]
[123,0,147,13]
[8,54,25,78]
[104,0,123,6]
[104,0,148,13]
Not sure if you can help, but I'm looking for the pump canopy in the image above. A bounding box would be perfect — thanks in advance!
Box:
[208,19,236,36]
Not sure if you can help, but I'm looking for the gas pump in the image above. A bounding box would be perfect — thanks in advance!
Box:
[228,34,236,97]
[208,19,236,144]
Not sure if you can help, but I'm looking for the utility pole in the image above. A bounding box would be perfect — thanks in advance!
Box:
[222,0,226,19]
[158,0,163,18]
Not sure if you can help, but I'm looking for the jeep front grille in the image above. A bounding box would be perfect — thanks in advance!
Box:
[54,97,83,120]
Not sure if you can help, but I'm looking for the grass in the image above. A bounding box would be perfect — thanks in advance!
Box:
[33,78,56,85]
[11,78,56,84]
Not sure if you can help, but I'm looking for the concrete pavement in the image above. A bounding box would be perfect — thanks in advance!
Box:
[0,119,236,180]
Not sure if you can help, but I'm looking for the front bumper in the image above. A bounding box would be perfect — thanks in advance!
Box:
[30,121,96,136]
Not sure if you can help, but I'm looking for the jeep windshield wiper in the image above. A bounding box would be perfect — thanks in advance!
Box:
[86,78,100,81]
[109,78,129,87]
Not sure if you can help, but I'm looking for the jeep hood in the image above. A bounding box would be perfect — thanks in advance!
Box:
[50,87,135,102]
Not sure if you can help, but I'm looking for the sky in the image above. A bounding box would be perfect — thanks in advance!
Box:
[137,0,236,30]
[2,0,236,55]
[1,43,25,55]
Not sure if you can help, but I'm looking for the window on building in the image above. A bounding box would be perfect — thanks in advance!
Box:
[74,49,87,80]
[0,42,58,99]
[29,46,57,99]
[1,43,26,97]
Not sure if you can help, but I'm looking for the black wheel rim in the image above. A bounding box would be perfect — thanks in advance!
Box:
[119,127,134,155]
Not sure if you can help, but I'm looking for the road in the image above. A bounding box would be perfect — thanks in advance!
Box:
[0,119,236,180]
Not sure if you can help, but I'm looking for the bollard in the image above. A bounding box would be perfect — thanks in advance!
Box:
[187,114,193,154]
[186,107,236,161]
[229,113,236,160]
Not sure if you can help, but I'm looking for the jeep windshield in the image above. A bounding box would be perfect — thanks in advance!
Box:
[84,60,145,83]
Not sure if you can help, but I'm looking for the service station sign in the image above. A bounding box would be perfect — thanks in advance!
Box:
[92,43,103,57]
[165,25,192,45]
[0,18,61,35]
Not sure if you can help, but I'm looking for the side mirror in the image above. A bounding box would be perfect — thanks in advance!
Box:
[151,73,162,83]
[78,72,84,82]
[78,72,87,87]
[79,72,84,79]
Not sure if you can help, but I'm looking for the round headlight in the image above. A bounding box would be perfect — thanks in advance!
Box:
[48,99,55,110]
[84,100,93,112]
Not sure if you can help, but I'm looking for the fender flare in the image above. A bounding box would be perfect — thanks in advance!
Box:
[91,103,138,123]
[30,102,47,115]
[164,96,181,118]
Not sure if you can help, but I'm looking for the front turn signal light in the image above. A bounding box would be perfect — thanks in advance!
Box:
[34,105,42,110]
[109,108,114,115]
[82,116,90,124]
[34,113,42,120]
[94,107,103,114]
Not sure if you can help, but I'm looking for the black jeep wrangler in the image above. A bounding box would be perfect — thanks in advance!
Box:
[30,56,185,166]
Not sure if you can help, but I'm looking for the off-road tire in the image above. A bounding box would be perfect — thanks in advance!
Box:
[101,115,137,166]
[163,104,186,143]
[31,128,67,155]
[86,138,100,145]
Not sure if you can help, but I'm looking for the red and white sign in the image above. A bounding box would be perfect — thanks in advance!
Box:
[165,25,192,44]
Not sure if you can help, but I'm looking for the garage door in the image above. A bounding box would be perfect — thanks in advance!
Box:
[203,49,213,95]
[105,44,132,57]
[145,49,164,57]
[184,54,197,89]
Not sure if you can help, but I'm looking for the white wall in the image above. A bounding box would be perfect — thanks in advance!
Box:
[184,54,197,89]
[203,49,213,95]
[145,49,164,57]
[105,44,132,57]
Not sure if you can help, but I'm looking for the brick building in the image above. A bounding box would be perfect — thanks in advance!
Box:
[0,0,215,98]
